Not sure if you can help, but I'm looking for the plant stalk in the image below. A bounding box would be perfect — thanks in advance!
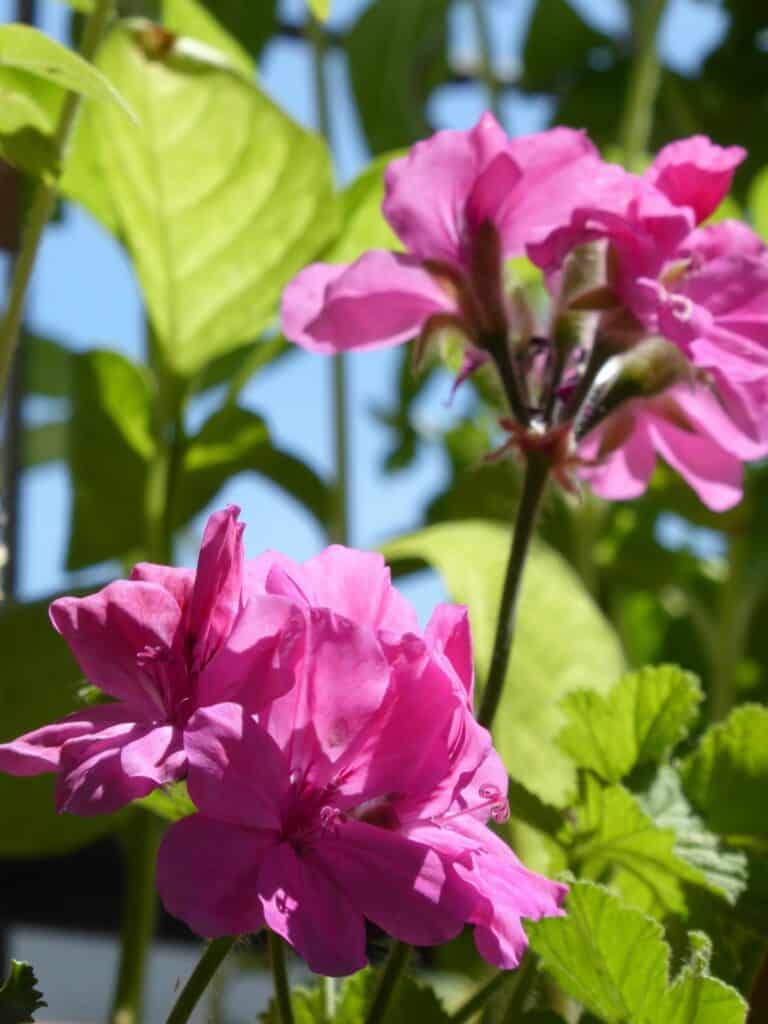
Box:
[164,937,236,1024]
[477,455,550,729]
[0,0,114,411]
[268,931,295,1024]
[109,810,163,1024]
[619,0,668,169]
[364,941,410,1024]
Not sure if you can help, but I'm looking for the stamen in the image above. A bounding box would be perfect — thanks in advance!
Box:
[432,784,510,827]
[319,806,345,836]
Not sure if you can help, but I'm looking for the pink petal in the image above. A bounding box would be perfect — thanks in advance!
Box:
[579,415,657,500]
[383,112,508,264]
[157,816,272,937]
[683,220,767,262]
[129,563,194,611]
[187,505,244,672]
[197,594,305,710]
[424,604,474,704]
[259,842,367,976]
[184,703,288,830]
[282,252,454,355]
[49,581,181,716]
[646,136,745,224]
[465,152,523,233]
[672,379,768,460]
[120,723,185,782]
[646,415,743,511]
[310,820,467,947]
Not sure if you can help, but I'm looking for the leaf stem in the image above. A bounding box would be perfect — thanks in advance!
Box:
[477,455,550,729]
[164,937,236,1024]
[619,0,667,169]
[268,931,295,1024]
[470,0,502,121]
[365,941,411,1024]
[0,0,114,411]
[110,810,163,1024]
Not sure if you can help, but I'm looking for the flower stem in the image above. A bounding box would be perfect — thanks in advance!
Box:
[450,970,515,1023]
[0,0,114,412]
[477,455,550,730]
[619,0,667,170]
[268,931,295,1024]
[470,0,503,121]
[110,810,163,1024]
[365,941,411,1024]
[164,937,236,1024]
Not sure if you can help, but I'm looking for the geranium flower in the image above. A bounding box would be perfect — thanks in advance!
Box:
[0,507,302,814]
[157,551,566,975]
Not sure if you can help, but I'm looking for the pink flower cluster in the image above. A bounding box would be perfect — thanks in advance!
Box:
[0,507,565,975]
[283,116,768,511]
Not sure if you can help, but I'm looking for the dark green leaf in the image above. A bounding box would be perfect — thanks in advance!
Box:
[23,331,72,396]
[558,665,702,784]
[346,0,451,154]
[0,961,46,1024]
[680,704,768,840]
[0,595,122,855]
[522,0,610,92]
[22,421,68,467]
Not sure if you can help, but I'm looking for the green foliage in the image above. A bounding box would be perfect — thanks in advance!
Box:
[326,151,403,263]
[0,74,59,179]
[383,519,624,804]
[68,21,336,377]
[0,595,122,855]
[138,781,195,822]
[0,961,46,1024]
[307,0,330,22]
[528,882,748,1024]
[346,0,451,154]
[558,665,702,784]
[162,0,277,71]
[681,704,768,840]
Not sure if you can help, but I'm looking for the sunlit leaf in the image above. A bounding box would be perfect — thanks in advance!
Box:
[138,781,195,822]
[326,150,403,263]
[162,0,278,73]
[382,520,624,804]
[0,961,46,1024]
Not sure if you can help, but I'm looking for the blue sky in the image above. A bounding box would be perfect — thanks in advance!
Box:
[2,0,727,619]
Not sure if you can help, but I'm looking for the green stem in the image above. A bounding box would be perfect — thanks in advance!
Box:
[470,0,503,121]
[365,941,410,1024]
[323,976,337,1020]
[501,954,537,1022]
[164,937,236,1024]
[619,0,667,169]
[0,0,114,411]
[477,456,550,729]
[451,970,515,1023]
[110,811,163,1024]
[268,931,295,1024]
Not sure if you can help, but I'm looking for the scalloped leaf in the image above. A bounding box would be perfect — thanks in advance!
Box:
[0,961,46,1024]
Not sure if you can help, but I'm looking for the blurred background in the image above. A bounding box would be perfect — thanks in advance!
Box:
[1,0,766,1019]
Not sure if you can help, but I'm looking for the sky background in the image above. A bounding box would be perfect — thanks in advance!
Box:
[2,0,728,625]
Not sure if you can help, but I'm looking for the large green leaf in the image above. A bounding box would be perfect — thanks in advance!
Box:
[66,348,155,570]
[162,0,277,73]
[80,22,336,377]
[382,520,624,804]
[0,596,122,855]
[558,665,702,785]
[0,961,46,1024]
[0,24,132,113]
[346,0,451,154]
[326,151,403,263]
[528,883,747,1024]
[680,704,768,840]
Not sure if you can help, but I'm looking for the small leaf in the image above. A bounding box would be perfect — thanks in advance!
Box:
[0,24,133,115]
[307,0,330,21]
[137,781,196,822]
[558,665,702,784]
[325,151,403,263]
[383,520,624,804]
[0,961,46,1024]
[528,882,747,1024]
[681,704,768,840]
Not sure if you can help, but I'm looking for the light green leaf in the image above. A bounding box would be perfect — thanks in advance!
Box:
[382,520,624,804]
[53,0,95,10]
[307,0,330,20]
[67,348,155,570]
[558,665,702,784]
[528,882,747,1024]
[0,78,58,179]
[569,776,720,916]
[260,986,325,1024]
[749,165,768,241]
[0,961,46,1024]
[0,24,133,115]
[161,0,278,74]
[680,704,768,840]
[326,151,403,263]
[83,22,336,377]
[0,594,123,856]
[640,766,748,906]
[138,781,196,822]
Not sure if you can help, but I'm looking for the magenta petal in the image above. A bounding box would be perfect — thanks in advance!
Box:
[129,563,194,611]
[646,417,743,511]
[157,816,271,937]
[299,546,420,635]
[184,704,288,829]
[119,724,185,783]
[49,581,181,714]
[424,604,474,704]
[187,505,245,672]
[579,416,657,500]
[646,135,745,223]
[465,152,522,232]
[283,251,454,354]
[259,842,367,976]
[311,820,466,947]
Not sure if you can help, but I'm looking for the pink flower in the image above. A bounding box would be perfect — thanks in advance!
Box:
[281,114,598,361]
[0,507,301,814]
[157,552,566,975]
